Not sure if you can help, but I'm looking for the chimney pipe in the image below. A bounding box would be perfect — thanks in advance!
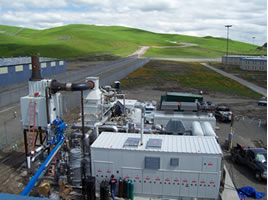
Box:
[30,55,43,81]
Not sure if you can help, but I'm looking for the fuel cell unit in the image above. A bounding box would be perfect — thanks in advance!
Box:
[91,132,222,199]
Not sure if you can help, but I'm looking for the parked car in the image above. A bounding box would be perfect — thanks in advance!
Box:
[231,144,267,181]
[198,101,216,111]
[214,105,232,122]
[258,96,267,106]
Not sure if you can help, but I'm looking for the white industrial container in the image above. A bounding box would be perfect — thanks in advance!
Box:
[91,132,222,199]
[153,111,216,130]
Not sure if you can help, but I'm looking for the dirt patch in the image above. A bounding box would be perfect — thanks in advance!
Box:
[0,139,26,194]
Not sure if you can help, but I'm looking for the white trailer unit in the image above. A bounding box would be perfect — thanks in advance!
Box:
[91,132,222,199]
[153,111,216,130]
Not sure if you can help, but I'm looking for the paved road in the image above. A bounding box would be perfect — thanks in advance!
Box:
[201,63,267,97]
[151,57,221,62]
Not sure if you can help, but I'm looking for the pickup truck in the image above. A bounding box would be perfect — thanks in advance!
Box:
[231,144,267,181]
[214,105,232,122]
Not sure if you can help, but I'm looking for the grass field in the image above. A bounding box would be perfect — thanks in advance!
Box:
[121,60,262,99]
[0,24,266,59]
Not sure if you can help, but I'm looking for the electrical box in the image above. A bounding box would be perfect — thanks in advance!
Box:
[20,96,48,129]
[91,132,222,199]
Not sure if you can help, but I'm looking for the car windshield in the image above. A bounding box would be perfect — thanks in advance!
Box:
[255,153,267,163]
[218,107,230,111]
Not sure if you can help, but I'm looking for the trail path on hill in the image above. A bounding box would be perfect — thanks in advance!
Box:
[151,42,197,48]
[201,63,267,97]
[129,46,149,57]
[134,43,198,57]
[134,44,220,62]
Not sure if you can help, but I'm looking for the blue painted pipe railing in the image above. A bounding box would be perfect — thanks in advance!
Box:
[21,135,66,196]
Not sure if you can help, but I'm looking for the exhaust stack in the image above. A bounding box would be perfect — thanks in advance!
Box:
[30,56,43,81]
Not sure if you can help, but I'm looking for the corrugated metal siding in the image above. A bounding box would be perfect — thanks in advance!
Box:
[91,132,222,155]
[0,60,66,86]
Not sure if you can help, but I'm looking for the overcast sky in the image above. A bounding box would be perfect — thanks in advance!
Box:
[0,0,266,45]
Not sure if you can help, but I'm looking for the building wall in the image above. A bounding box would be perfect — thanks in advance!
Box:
[240,59,267,71]
[222,56,242,65]
[0,60,66,86]
[222,56,267,72]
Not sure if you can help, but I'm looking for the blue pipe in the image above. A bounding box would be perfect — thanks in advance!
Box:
[21,135,66,196]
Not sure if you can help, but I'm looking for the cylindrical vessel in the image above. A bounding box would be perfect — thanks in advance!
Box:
[69,148,82,186]
[127,180,131,199]
[192,121,204,136]
[123,179,128,198]
[202,122,216,136]
[118,178,123,197]
[129,180,134,200]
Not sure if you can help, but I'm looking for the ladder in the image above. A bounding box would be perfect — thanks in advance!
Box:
[27,100,37,153]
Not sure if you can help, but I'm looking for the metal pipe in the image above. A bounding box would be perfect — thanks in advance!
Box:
[27,156,31,170]
[50,80,94,93]
[21,136,66,196]
[30,55,43,81]
[31,146,47,162]
[45,87,50,124]
[141,116,144,145]
[81,91,85,149]
[23,129,28,158]
[94,122,103,137]
[134,103,145,145]
[99,125,118,132]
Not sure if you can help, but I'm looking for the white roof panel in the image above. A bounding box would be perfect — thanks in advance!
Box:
[91,132,222,155]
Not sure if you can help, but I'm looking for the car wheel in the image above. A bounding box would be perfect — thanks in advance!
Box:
[255,171,262,181]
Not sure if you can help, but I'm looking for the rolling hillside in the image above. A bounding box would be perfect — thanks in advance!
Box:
[0,24,266,59]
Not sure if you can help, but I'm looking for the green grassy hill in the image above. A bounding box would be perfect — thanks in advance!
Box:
[0,24,266,59]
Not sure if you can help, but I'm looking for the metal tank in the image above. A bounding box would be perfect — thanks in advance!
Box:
[202,121,216,137]
[192,121,204,136]
[69,148,82,186]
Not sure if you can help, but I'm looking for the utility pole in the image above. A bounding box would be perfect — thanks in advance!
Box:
[225,25,232,56]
